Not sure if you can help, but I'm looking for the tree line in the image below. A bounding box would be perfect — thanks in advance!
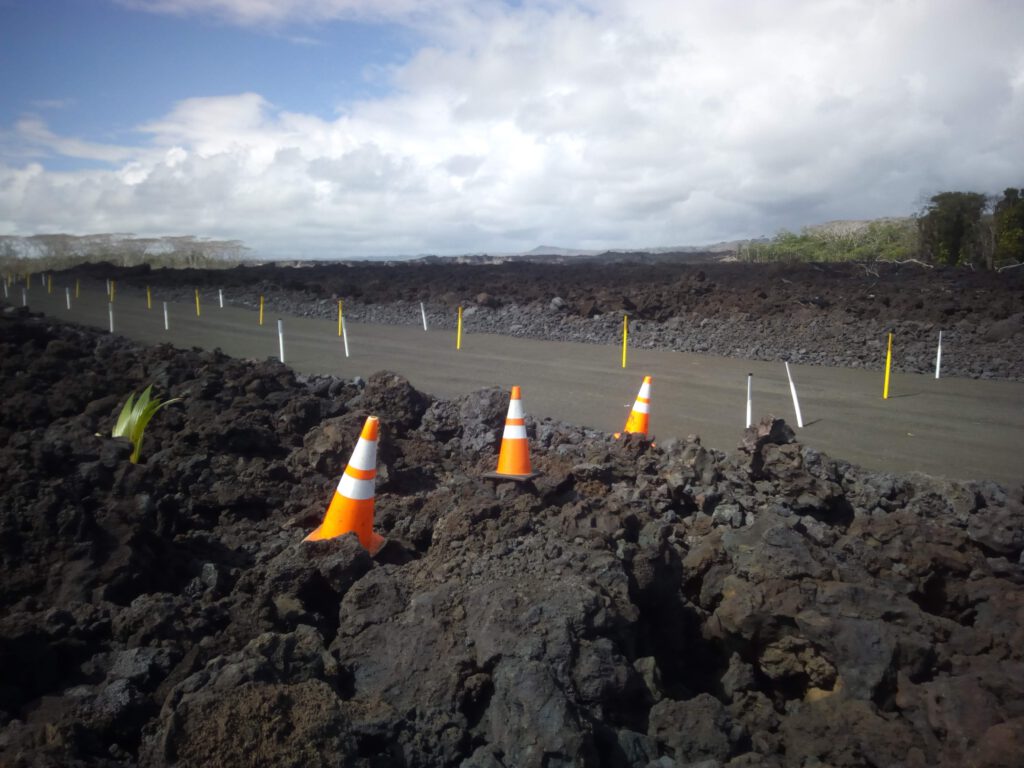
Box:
[739,187,1024,269]
[0,233,249,273]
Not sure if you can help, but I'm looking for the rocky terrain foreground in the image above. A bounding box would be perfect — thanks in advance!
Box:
[1,305,1023,767]
[88,258,1024,381]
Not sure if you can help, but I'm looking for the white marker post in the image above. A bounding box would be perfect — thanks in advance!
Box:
[21,288,27,307]
[341,316,350,358]
[935,330,943,379]
[65,287,71,310]
[745,373,753,429]
[163,301,169,331]
[278,319,285,363]
[784,362,804,428]
[218,288,224,308]
[420,301,428,331]
[108,303,114,333]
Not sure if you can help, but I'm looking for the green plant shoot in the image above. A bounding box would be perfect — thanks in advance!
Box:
[112,385,181,463]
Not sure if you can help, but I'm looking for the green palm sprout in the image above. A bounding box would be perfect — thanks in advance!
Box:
[112,385,181,463]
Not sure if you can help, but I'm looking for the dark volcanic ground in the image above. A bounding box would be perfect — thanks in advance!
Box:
[1,305,1023,767]
[82,258,1024,381]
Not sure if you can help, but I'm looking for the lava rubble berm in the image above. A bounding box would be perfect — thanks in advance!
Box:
[88,258,1024,381]
[1,306,1023,767]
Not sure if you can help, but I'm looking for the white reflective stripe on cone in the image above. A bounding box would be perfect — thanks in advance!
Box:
[347,438,377,471]
[507,398,524,419]
[637,383,651,398]
[632,402,650,414]
[337,475,375,500]
[503,424,528,440]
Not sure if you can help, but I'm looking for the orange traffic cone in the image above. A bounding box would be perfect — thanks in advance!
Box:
[483,385,540,481]
[615,375,652,438]
[305,416,385,553]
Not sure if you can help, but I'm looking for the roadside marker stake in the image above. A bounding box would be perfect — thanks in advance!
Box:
[278,319,285,363]
[456,306,463,350]
[259,295,264,326]
[65,287,71,310]
[746,373,752,428]
[338,300,343,337]
[195,288,201,317]
[146,285,152,309]
[218,288,224,308]
[785,362,804,428]
[163,301,169,330]
[935,330,943,379]
[883,331,893,399]
[421,301,428,331]
[110,280,116,302]
[341,315,350,358]
[75,279,79,298]
[108,303,114,333]
[621,314,629,368]
[22,288,27,306]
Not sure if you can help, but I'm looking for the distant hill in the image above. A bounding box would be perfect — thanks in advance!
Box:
[521,245,602,257]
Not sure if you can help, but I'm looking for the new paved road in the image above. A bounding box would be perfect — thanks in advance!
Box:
[20,280,1024,487]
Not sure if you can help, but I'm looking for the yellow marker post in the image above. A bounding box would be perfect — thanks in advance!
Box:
[621,314,629,368]
[146,286,152,310]
[47,274,53,294]
[259,295,264,326]
[195,288,201,317]
[75,279,80,298]
[338,300,343,336]
[882,331,893,399]
[456,306,463,350]
[110,280,116,303]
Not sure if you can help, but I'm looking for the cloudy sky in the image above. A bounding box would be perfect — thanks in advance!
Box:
[1,0,1022,258]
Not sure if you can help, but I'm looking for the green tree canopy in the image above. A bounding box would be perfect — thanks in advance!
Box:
[993,187,1024,266]
[738,219,916,264]
[917,191,989,267]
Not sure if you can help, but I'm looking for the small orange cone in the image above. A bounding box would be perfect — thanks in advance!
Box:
[305,416,385,553]
[616,375,652,438]
[483,385,540,481]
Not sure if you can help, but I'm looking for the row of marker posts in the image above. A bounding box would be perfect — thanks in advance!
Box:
[742,328,945,427]
[273,294,421,365]
[13,277,948,408]
[81,279,217,333]
[880,328,944,395]
[744,365,806,430]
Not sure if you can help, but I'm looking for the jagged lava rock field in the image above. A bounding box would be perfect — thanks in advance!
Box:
[1,256,1023,767]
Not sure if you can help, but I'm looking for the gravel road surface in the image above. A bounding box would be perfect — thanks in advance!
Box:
[24,280,1024,486]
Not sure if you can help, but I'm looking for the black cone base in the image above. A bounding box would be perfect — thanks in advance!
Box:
[482,470,540,482]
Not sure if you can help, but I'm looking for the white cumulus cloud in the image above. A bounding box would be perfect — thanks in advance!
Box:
[3,0,1024,257]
